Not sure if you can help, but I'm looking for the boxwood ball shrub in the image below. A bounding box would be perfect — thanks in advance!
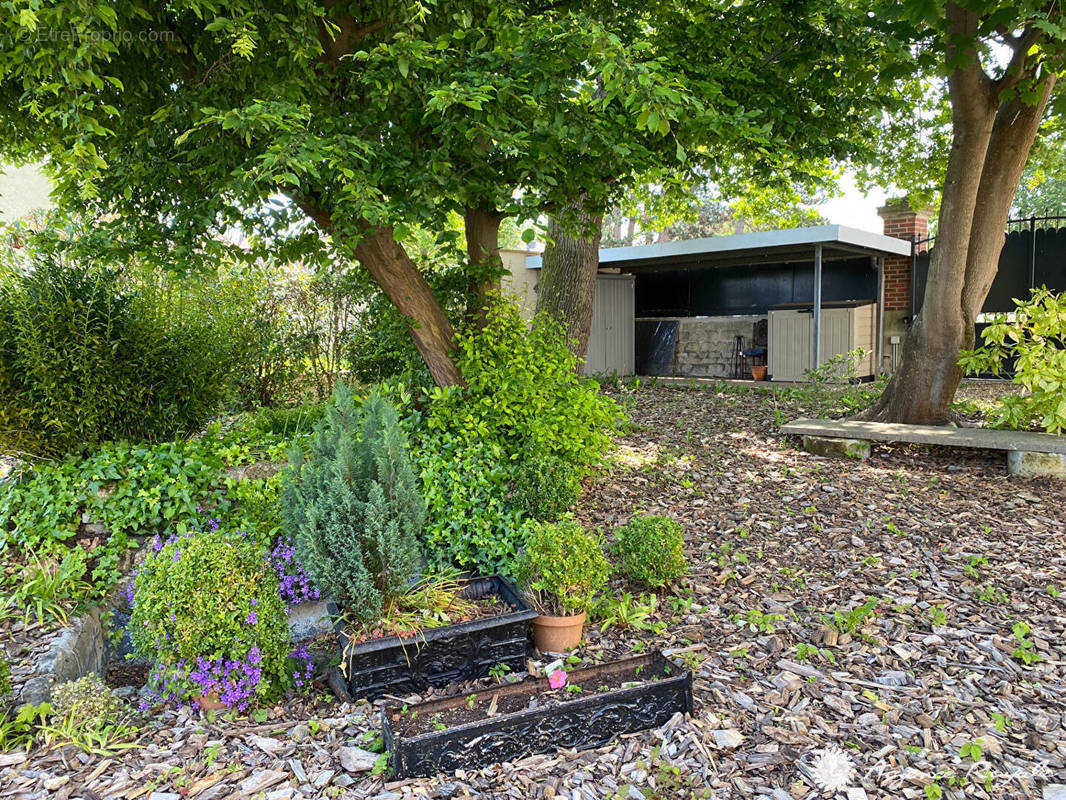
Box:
[282,385,423,624]
[130,530,293,710]
[614,515,688,588]
[516,520,610,616]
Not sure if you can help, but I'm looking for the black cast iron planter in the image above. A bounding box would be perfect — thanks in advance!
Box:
[338,575,536,701]
[382,651,694,779]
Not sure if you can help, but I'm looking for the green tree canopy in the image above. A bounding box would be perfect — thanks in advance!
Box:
[1,1,910,383]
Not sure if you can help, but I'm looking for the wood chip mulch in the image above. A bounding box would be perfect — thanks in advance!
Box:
[3,381,1065,800]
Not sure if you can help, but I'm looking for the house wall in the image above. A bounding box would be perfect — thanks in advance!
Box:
[500,249,540,316]
[876,202,932,372]
[639,315,764,378]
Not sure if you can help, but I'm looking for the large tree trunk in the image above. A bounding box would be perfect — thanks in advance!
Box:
[536,203,604,362]
[295,196,464,387]
[861,5,1055,424]
[463,206,504,325]
[351,225,465,387]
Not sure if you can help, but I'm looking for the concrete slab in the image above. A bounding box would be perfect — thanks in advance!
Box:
[781,418,1066,455]
[802,435,871,460]
[1007,450,1066,478]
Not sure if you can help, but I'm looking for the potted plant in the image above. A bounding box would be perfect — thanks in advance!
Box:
[516,519,610,652]
[282,385,536,699]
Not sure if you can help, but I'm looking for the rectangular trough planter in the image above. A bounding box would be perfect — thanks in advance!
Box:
[338,575,536,701]
[382,651,694,779]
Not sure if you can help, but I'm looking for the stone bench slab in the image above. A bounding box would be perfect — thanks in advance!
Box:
[781,418,1066,455]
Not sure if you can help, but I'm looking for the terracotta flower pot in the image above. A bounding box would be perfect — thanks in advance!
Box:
[194,692,226,711]
[531,611,586,653]
[750,365,768,381]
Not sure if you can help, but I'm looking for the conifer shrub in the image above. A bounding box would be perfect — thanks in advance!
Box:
[613,515,688,588]
[281,385,424,623]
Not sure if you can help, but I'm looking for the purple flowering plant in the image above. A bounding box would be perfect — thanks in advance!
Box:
[129,530,306,711]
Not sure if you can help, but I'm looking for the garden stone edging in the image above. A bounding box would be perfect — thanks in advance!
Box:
[17,608,104,706]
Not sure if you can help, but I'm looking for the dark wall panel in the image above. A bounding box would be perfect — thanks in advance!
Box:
[635,258,876,318]
[914,225,1066,315]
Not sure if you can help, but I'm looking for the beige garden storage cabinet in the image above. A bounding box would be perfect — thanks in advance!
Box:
[767,301,876,382]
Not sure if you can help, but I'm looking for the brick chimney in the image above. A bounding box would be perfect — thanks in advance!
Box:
[877,201,932,313]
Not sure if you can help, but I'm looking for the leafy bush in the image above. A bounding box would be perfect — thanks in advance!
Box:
[0,232,256,454]
[516,520,610,616]
[510,450,582,522]
[130,530,294,710]
[0,656,10,699]
[613,515,688,589]
[282,385,424,623]
[234,261,355,406]
[417,297,619,574]
[417,435,530,576]
[959,288,1066,433]
[425,298,619,467]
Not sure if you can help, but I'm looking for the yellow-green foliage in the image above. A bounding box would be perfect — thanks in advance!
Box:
[516,520,610,615]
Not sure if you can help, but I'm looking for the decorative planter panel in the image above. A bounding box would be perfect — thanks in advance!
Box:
[382,651,694,779]
[338,576,536,701]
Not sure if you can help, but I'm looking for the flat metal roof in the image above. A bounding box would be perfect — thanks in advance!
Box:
[524,224,910,270]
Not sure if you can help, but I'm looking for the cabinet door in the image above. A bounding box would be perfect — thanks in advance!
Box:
[768,311,811,382]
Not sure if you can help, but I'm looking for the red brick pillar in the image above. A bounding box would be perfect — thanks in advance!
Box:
[877,202,932,312]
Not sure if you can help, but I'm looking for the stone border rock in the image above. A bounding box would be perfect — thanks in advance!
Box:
[16,608,104,706]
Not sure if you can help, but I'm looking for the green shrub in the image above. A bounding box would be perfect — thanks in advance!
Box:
[510,450,582,522]
[282,385,424,623]
[425,297,620,467]
[130,530,293,710]
[959,287,1066,433]
[0,231,256,454]
[516,520,610,615]
[417,435,530,577]
[0,657,10,699]
[613,515,688,589]
[417,297,620,574]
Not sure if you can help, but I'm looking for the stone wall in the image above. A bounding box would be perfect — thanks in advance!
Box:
[654,315,764,378]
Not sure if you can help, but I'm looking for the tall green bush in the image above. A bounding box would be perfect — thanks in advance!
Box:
[0,232,256,454]
[415,297,620,575]
[281,385,424,622]
[959,288,1066,433]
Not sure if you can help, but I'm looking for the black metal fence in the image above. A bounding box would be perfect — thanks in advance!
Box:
[912,215,1066,316]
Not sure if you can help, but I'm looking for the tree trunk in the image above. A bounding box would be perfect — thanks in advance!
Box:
[536,203,604,362]
[352,225,465,387]
[861,6,1055,424]
[294,197,464,387]
[464,205,504,325]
